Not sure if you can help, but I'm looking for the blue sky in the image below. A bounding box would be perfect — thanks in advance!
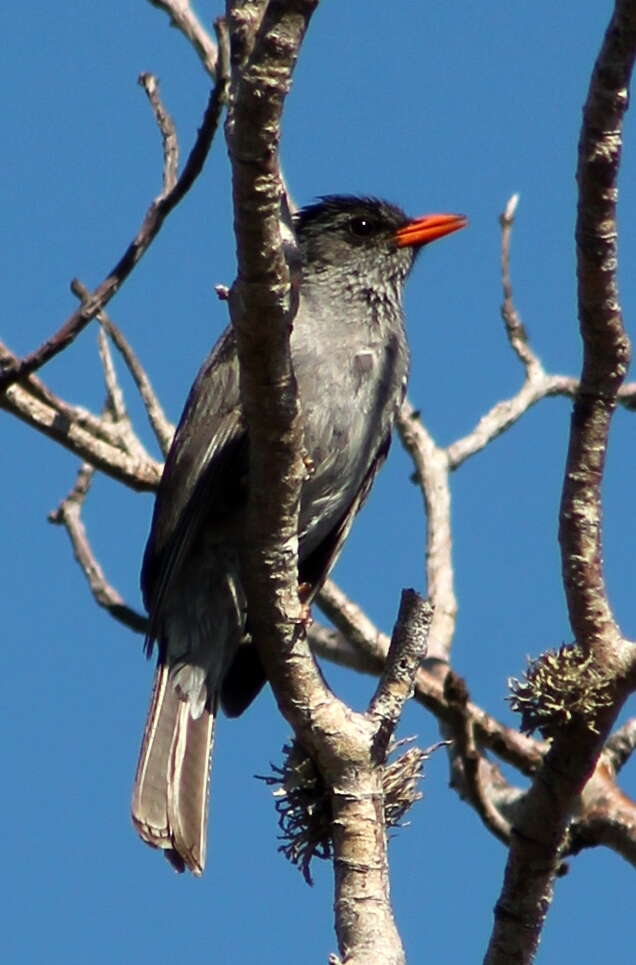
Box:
[3,2,636,963]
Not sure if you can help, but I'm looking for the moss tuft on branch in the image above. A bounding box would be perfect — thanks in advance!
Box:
[509,644,615,736]
[258,738,430,885]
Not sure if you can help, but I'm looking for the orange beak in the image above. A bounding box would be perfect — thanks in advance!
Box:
[395,212,467,248]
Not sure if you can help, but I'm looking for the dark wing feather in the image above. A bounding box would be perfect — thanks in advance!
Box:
[298,431,392,596]
[141,327,247,637]
[220,432,392,717]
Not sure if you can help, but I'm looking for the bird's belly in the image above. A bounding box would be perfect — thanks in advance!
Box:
[292,326,407,558]
[297,398,390,558]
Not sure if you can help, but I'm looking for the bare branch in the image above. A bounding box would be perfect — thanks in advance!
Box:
[49,463,148,633]
[309,621,385,675]
[226,0,269,67]
[396,400,456,661]
[446,374,576,469]
[486,5,636,961]
[97,328,127,424]
[317,578,391,657]
[605,718,636,773]
[316,580,545,777]
[0,37,229,393]
[499,193,543,376]
[71,280,174,455]
[139,72,179,193]
[443,671,513,845]
[569,806,636,868]
[147,0,218,78]
[0,370,161,491]
[226,0,312,672]
[446,374,636,471]
[559,26,634,659]
[618,380,636,407]
[0,350,76,412]
[369,590,432,761]
[0,338,133,450]
[103,317,174,455]
[567,754,636,868]
[95,326,154,467]
[446,191,636,471]
[226,4,410,961]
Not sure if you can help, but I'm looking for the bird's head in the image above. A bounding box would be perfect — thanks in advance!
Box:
[294,195,466,295]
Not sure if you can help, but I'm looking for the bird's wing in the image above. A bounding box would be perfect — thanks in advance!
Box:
[219,431,393,718]
[299,430,392,598]
[141,327,248,641]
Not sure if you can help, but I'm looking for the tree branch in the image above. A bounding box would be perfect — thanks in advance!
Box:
[560,32,633,659]
[148,0,218,79]
[96,327,152,465]
[0,32,229,393]
[605,717,636,772]
[139,72,180,193]
[49,463,148,633]
[72,280,174,455]
[0,361,162,491]
[485,5,636,961]
[368,590,432,761]
[499,193,543,376]
[443,671,513,845]
[225,3,412,961]
[0,338,135,451]
[567,752,636,867]
[396,402,457,662]
[316,580,545,777]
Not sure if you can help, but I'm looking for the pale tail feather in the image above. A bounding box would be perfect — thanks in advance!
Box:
[132,664,215,875]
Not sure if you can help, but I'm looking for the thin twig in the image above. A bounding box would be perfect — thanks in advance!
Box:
[499,193,543,375]
[448,190,636,471]
[139,73,179,193]
[309,621,385,675]
[96,327,152,463]
[0,31,229,393]
[71,280,174,455]
[103,318,174,456]
[148,0,218,78]
[446,374,573,469]
[0,373,161,491]
[0,338,134,450]
[446,376,636,470]
[98,327,127,423]
[396,401,457,662]
[444,671,512,845]
[49,463,148,633]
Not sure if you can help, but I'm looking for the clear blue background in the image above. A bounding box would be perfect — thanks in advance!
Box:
[2,3,635,962]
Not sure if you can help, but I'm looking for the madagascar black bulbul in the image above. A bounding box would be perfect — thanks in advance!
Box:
[132,195,466,874]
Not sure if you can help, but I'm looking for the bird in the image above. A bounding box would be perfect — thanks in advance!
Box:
[132,195,466,875]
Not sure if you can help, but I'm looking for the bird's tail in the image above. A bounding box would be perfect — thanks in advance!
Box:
[131,663,215,876]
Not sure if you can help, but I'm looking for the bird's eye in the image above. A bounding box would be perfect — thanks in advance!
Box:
[348,216,377,237]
